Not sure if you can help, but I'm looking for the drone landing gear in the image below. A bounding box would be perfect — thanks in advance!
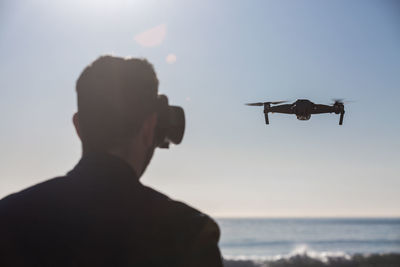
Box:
[339,112,345,125]
[264,111,269,124]
[263,103,271,125]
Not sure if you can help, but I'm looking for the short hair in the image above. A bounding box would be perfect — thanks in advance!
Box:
[76,55,159,151]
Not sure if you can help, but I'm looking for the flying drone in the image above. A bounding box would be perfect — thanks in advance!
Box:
[246,99,346,125]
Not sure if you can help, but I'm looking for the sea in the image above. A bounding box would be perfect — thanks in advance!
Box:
[216,218,400,267]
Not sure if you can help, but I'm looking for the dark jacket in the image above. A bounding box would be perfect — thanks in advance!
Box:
[0,153,222,267]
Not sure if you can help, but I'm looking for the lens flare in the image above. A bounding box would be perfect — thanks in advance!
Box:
[134,24,167,47]
[166,53,177,64]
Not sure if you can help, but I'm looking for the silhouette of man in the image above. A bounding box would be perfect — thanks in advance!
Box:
[0,56,223,267]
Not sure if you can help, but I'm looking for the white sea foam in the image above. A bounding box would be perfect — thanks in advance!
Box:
[223,250,400,267]
[224,244,351,262]
[285,244,351,262]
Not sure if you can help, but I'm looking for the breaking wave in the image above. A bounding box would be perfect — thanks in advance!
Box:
[223,245,400,267]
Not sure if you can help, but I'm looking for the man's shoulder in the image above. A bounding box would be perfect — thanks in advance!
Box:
[140,184,203,218]
[140,185,220,242]
[139,186,222,265]
[0,176,71,213]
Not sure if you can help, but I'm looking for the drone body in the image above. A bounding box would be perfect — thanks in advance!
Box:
[246,99,345,125]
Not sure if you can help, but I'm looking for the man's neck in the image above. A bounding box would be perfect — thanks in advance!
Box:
[82,148,143,179]
[108,150,143,178]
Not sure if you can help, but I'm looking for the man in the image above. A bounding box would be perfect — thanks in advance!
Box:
[0,56,223,266]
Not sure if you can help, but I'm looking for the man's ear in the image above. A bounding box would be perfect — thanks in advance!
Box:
[140,112,158,148]
[73,112,82,140]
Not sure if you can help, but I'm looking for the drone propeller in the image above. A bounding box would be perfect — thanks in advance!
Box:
[245,101,287,106]
[332,98,344,104]
[331,98,354,105]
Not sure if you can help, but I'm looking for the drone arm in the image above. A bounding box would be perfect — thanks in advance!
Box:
[269,104,294,114]
[311,104,335,114]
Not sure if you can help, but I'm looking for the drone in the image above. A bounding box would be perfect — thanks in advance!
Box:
[246,99,346,125]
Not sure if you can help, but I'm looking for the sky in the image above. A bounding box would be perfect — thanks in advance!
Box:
[0,0,399,217]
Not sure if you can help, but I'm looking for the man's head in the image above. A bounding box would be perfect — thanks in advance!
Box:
[74,55,159,176]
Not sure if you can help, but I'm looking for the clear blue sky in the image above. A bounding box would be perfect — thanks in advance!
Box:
[1,0,399,217]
